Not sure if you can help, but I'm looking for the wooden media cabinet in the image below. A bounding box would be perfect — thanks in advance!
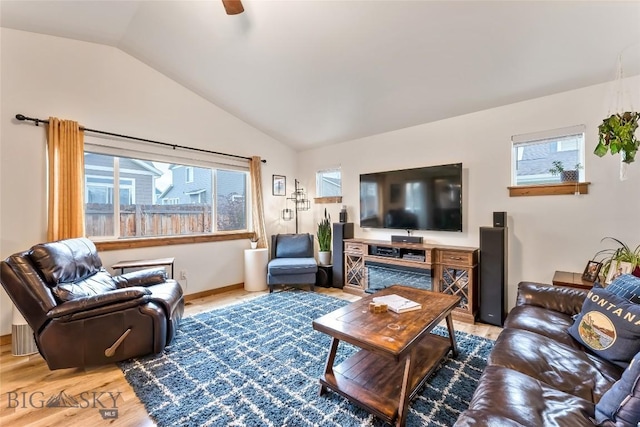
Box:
[343,238,479,323]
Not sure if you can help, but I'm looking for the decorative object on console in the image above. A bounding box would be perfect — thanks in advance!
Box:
[568,287,640,368]
[593,237,640,283]
[582,260,602,282]
[605,260,634,285]
[317,208,332,266]
[282,179,310,234]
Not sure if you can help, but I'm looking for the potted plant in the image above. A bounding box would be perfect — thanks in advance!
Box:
[249,235,259,249]
[548,161,582,182]
[593,237,640,281]
[595,112,640,164]
[317,209,332,266]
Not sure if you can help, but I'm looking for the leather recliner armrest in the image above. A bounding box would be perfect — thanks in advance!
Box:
[112,268,167,288]
[46,287,151,319]
[515,281,588,316]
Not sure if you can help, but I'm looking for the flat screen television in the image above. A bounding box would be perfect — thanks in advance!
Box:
[359,163,462,232]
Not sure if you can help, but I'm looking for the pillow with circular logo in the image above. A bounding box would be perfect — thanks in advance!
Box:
[568,287,640,368]
[595,351,640,425]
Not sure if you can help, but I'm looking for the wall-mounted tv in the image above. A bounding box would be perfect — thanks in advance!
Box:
[359,163,462,232]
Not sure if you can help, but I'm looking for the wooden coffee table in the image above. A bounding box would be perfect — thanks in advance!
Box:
[312,285,461,426]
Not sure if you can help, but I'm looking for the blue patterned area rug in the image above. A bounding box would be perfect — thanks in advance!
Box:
[119,290,494,426]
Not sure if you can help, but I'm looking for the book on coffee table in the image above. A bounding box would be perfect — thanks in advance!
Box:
[372,294,422,313]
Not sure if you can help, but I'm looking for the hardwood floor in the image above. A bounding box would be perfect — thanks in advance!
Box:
[0,287,502,426]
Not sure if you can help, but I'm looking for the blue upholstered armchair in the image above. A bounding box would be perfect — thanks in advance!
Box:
[267,234,318,293]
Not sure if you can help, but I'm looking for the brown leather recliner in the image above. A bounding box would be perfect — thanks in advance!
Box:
[0,238,184,370]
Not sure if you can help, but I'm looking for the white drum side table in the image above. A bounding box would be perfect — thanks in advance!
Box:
[244,248,268,291]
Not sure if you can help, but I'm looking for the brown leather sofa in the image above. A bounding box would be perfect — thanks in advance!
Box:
[455,281,624,426]
[1,238,184,370]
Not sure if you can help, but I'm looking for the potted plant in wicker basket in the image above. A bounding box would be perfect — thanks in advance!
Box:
[317,209,332,266]
[595,112,640,164]
[548,161,582,182]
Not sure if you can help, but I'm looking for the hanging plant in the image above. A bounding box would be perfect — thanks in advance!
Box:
[594,112,640,163]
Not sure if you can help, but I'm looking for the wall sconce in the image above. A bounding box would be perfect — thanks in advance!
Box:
[282,179,310,233]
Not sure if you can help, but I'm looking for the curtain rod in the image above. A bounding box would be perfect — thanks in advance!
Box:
[14,114,266,163]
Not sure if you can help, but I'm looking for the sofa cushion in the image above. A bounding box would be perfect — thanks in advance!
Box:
[51,269,116,302]
[489,328,622,402]
[606,274,640,304]
[595,351,640,426]
[454,366,595,427]
[267,257,317,275]
[274,234,313,258]
[29,238,102,286]
[568,287,640,368]
[504,305,584,350]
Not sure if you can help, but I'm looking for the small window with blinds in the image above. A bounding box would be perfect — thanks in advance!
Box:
[511,125,586,186]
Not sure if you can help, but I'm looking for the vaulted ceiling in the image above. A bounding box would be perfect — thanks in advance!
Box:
[2,1,639,150]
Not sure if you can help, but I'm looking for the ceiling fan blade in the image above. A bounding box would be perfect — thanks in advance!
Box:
[222,0,244,15]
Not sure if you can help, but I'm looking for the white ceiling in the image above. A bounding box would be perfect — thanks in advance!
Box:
[2,1,640,150]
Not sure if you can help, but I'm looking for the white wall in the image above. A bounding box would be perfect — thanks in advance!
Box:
[0,28,298,335]
[2,28,639,336]
[298,75,640,310]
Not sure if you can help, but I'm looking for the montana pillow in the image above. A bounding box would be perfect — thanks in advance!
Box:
[607,274,640,304]
[595,351,640,425]
[568,287,640,368]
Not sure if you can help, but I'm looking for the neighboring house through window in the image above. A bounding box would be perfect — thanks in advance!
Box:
[84,151,249,239]
[511,125,586,185]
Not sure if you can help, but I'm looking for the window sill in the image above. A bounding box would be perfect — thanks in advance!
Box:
[93,232,253,251]
[314,196,342,204]
[508,182,590,197]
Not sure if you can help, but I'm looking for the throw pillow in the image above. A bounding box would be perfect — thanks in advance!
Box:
[568,287,640,368]
[607,274,640,304]
[595,351,640,425]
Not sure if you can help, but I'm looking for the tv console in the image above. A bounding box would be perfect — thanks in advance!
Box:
[343,238,479,324]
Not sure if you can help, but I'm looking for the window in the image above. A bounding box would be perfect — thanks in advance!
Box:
[316,168,341,197]
[84,152,249,239]
[511,125,585,186]
[185,167,194,183]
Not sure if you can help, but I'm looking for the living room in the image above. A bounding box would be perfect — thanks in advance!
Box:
[1,1,640,426]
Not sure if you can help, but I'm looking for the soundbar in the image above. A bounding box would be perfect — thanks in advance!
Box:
[391,235,423,244]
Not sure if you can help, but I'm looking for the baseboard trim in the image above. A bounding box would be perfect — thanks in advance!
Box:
[0,284,246,346]
[184,283,244,302]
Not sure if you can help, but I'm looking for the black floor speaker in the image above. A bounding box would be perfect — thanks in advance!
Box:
[479,226,508,326]
[316,265,333,288]
[332,222,354,288]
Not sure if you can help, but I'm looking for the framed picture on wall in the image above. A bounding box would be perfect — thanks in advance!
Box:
[605,260,634,285]
[581,260,602,282]
[272,175,286,196]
